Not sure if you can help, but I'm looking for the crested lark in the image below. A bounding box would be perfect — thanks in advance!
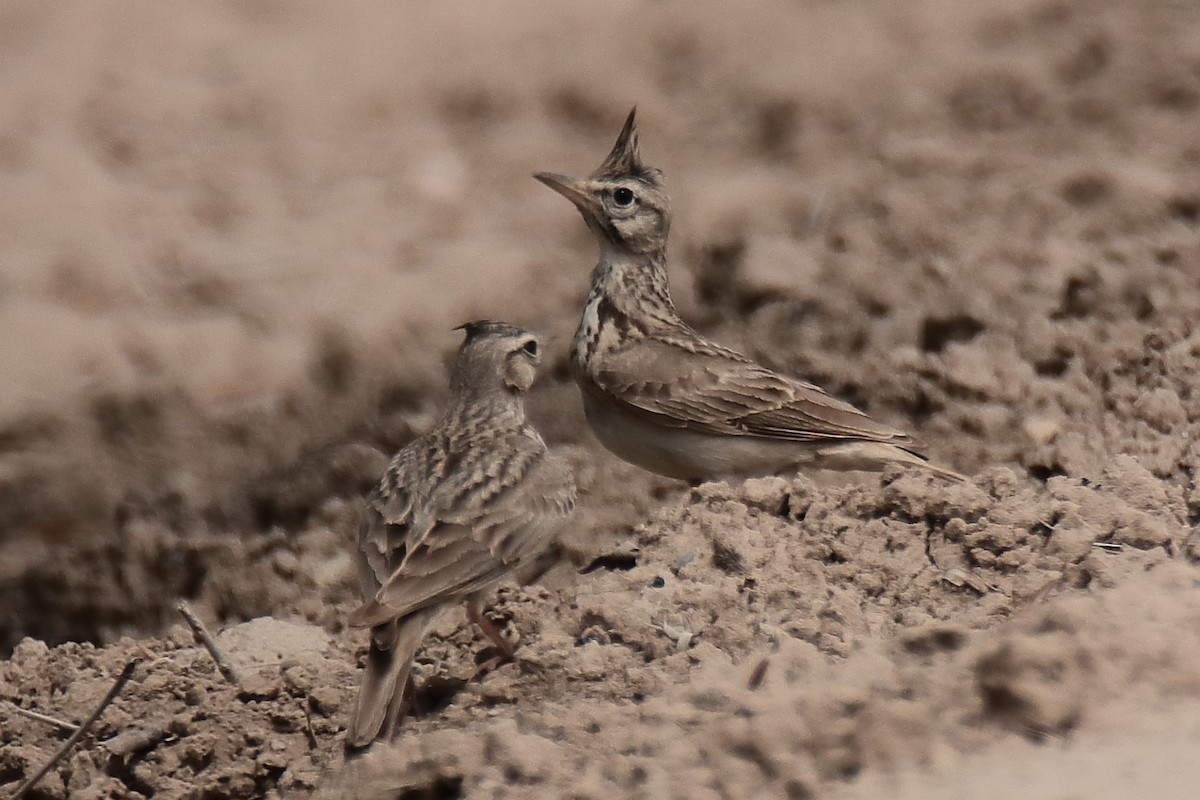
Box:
[535,109,964,483]
[346,321,576,751]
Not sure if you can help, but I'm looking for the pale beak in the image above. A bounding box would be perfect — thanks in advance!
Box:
[534,172,598,214]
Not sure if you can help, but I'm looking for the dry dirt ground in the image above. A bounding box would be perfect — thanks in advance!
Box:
[2,0,1200,797]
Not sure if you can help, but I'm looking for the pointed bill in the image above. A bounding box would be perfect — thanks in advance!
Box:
[534,171,599,214]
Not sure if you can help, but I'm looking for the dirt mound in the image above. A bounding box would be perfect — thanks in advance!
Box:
[4,466,1198,798]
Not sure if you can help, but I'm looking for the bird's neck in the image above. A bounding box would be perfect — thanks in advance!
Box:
[589,246,678,324]
[444,389,527,433]
[573,246,680,370]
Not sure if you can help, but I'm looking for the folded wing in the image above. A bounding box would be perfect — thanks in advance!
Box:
[352,449,577,628]
[591,336,921,450]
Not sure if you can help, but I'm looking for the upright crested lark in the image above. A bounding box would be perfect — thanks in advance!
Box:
[346,321,576,751]
[536,109,963,483]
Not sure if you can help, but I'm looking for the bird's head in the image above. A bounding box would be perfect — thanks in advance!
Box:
[451,320,543,396]
[535,107,671,258]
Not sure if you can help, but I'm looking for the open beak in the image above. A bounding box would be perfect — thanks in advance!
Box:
[534,172,598,214]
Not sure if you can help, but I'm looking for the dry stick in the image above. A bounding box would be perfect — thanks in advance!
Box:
[12,659,139,800]
[2,701,79,735]
[176,601,239,686]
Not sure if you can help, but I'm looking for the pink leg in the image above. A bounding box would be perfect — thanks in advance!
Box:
[466,598,516,676]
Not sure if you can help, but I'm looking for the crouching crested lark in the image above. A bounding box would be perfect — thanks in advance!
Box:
[535,109,964,483]
[346,321,576,751]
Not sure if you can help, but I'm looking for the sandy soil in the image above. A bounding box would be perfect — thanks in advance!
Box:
[2,0,1199,797]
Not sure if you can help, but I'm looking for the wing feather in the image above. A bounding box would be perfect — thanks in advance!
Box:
[353,433,576,628]
[591,336,919,448]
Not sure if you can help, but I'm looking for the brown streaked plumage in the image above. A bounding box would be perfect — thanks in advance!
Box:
[535,108,965,483]
[346,321,576,752]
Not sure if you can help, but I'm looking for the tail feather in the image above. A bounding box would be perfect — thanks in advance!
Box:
[895,444,969,482]
[914,457,969,483]
[345,611,435,752]
[817,441,968,482]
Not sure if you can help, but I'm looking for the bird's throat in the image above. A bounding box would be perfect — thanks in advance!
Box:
[572,250,677,371]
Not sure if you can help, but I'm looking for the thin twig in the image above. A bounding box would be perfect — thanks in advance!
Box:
[300,700,318,750]
[3,701,79,735]
[176,601,239,686]
[12,659,139,800]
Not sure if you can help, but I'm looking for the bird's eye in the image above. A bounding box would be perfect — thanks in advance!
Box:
[521,339,539,357]
[612,187,635,207]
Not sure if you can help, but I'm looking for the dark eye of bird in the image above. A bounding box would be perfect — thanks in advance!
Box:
[521,340,538,357]
[612,187,635,207]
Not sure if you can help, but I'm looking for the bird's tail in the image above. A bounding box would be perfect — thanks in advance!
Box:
[345,611,435,753]
[914,457,969,483]
[817,441,968,482]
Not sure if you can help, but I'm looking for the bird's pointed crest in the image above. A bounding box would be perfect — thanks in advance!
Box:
[454,319,523,346]
[592,107,643,179]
